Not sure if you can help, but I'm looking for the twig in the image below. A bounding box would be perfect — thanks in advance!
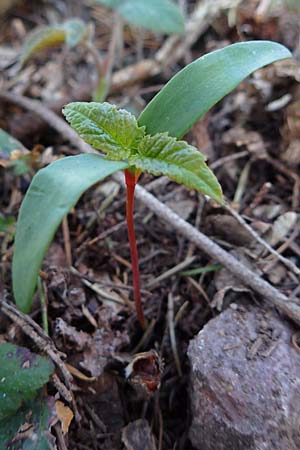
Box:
[224,202,300,276]
[52,373,73,403]
[263,225,300,274]
[37,276,49,335]
[145,256,196,288]
[106,12,124,86]
[131,318,156,354]
[168,293,182,377]
[210,150,249,170]
[233,160,251,205]
[62,215,72,267]
[0,299,72,386]
[2,92,300,325]
[70,266,151,295]
[54,423,68,450]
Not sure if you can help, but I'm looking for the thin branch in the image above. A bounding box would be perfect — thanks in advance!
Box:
[168,293,182,377]
[224,201,300,276]
[0,299,72,386]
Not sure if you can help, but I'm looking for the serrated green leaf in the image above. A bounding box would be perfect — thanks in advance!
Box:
[117,0,184,34]
[0,343,54,421]
[130,132,223,202]
[12,154,128,313]
[139,41,292,138]
[63,102,145,160]
[20,18,87,65]
[0,394,56,450]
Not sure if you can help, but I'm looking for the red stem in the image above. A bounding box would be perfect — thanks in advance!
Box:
[125,169,145,328]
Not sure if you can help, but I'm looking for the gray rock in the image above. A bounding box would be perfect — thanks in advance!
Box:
[122,419,157,450]
[188,303,300,450]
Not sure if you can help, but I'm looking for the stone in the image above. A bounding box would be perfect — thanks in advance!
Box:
[188,303,300,450]
[122,419,157,450]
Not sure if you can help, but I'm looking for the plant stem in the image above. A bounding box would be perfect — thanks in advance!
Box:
[37,276,49,335]
[84,41,109,101]
[125,169,145,329]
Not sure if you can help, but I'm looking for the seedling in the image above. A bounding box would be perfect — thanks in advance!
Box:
[12,41,292,327]
[19,18,108,101]
[20,18,89,66]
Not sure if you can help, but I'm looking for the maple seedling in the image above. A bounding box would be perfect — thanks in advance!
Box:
[12,41,292,327]
[19,18,109,101]
[61,102,222,328]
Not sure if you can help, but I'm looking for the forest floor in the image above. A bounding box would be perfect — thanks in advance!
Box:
[0,1,300,449]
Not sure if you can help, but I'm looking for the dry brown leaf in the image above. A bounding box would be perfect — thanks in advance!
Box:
[55,400,74,435]
[268,211,298,246]
[65,363,96,382]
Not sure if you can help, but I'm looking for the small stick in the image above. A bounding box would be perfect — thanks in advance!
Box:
[210,150,249,170]
[168,293,182,377]
[106,11,124,85]
[62,215,72,267]
[37,276,49,335]
[0,299,72,387]
[233,160,251,205]
[224,202,300,276]
[51,373,73,403]
[145,256,196,289]
[263,225,300,274]
[131,318,156,354]
[84,41,108,101]
[54,423,68,450]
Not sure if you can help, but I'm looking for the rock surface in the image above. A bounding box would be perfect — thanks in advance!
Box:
[188,303,300,450]
[122,419,157,450]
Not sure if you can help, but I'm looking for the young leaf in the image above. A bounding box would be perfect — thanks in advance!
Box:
[117,0,184,34]
[0,129,31,175]
[63,18,87,48]
[12,154,128,313]
[63,102,145,160]
[95,0,184,34]
[0,395,56,450]
[130,132,223,202]
[0,129,26,158]
[138,41,292,138]
[20,18,87,66]
[20,26,64,65]
[0,343,54,421]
